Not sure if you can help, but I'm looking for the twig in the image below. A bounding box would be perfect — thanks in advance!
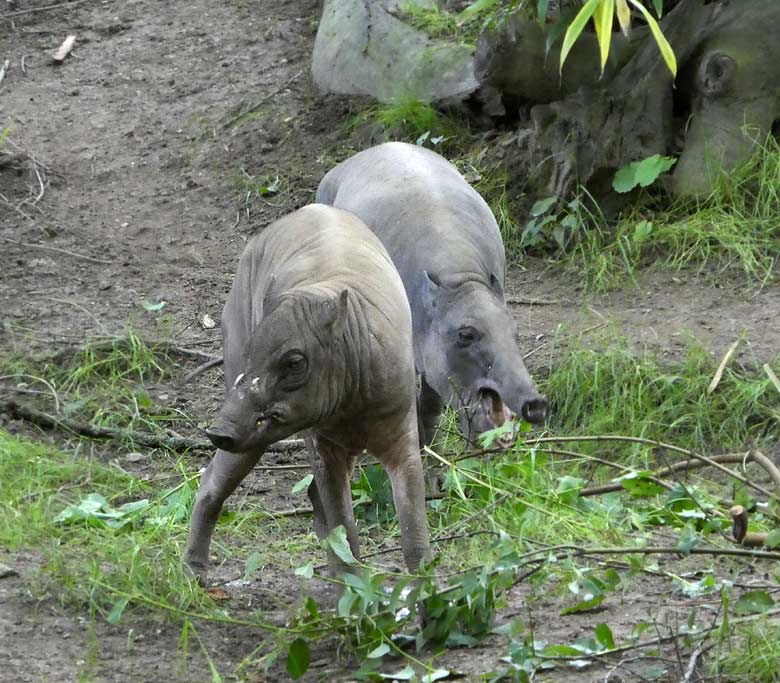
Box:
[3,400,306,453]
[764,364,780,395]
[222,70,302,128]
[31,161,45,205]
[751,448,780,495]
[506,297,559,305]
[0,59,9,87]
[178,356,224,385]
[3,0,89,19]
[47,297,109,335]
[0,193,34,221]
[527,435,779,502]
[707,339,740,395]
[0,237,112,264]
[47,336,220,364]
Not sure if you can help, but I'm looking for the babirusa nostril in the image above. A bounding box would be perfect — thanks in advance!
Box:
[521,397,549,424]
[205,427,238,452]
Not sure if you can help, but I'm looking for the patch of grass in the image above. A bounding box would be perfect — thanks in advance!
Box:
[351,96,469,150]
[717,622,780,682]
[561,136,780,291]
[0,329,193,438]
[0,429,207,615]
[544,335,780,455]
[400,0,532,42]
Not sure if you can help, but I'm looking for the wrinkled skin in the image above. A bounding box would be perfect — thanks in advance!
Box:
[184,205,430,583]
[317,142,548,448]
[671,21,780,196]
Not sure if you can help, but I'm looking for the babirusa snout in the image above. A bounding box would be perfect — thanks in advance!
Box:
[520,395,548,425]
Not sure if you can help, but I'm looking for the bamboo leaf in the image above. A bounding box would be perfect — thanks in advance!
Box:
[628,0,676,77]
[615,0,631,34]
[592,0,615,74]
[560,0,602,72]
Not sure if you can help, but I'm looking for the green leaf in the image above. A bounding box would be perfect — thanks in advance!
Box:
[141,300,167,311]
[536,0,549,23]
[633,220,653,243]
[324,525,358,565]
[106,597,128,625]
[561,593,604,615]
[613,154,676,193]
[135,391,153,410]
[456,0,499,22]
[628,0,676,76]
[595,623,615,650]
[560,0,601,72]
[765,530,780,549]
[338,589,358,618]
[635,154,676,187]
[530,196,557,216]
[422,670,451,683]
[612,163,639,193]
[291,473,313,495]
[244,551,263,580]
[294,560,314,580]
[366,643,391,659]
[286,638,310,679]
[651,0,663,17]
[592,0,615,74]
[541,644,583,657]
[677,525,700,554]
[734,590,775,615]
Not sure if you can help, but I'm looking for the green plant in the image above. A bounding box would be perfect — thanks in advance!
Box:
[558,136,780,291]
[351,96,468,149]
[560,0,675,76]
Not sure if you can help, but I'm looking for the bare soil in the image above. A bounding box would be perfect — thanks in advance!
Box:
[2,1,780,682]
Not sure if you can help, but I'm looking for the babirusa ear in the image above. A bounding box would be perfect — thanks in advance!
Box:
[420,270,440,313]
[262,275,279,315]
[488,271,503,295]
[320,289,349,335]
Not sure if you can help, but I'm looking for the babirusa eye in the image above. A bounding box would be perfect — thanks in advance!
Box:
[457,326,479,346]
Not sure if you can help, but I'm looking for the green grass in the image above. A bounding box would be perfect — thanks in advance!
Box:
[399,0,532,42]
[351,96,469,150]
[560,136,780,291]
[717,623,780,682]
[1,330,195,437]
[5,331,780,678]
[543,335,780,454]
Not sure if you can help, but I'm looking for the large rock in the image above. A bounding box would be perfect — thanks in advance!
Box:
[312,0,478,103]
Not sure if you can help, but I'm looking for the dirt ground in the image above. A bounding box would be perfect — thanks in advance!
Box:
[2,0,780,681]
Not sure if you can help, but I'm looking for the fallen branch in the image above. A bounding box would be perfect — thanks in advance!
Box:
[707,339,741,395]
[178,356,224,385]
[47,335,220,364]
[578,452,753,497]
[3,400,305,453]
[506,297,559,305]
[0,236,112,264]
[3,0,90,18]
[527,435,779,502]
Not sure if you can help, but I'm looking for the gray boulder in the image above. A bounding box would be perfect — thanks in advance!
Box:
[312,0,478,103]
